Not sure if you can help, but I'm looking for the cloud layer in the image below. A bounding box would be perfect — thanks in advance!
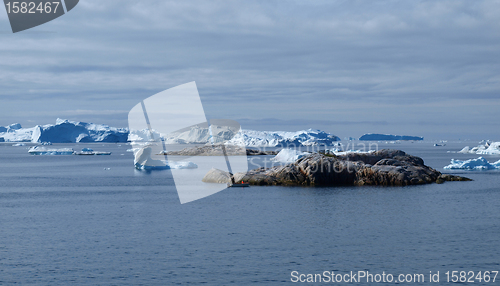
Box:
[1,0,499,139]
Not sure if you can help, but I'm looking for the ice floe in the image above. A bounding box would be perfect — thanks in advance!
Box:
[458,141,500,155]
[359,133,423,141]
[444,157,500,170]
[28,146,74,155]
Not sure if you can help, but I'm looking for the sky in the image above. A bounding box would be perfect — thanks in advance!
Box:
[0,0,499,140]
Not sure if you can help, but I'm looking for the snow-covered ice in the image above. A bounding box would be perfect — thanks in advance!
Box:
[444,157,500,170]
[271,149,310,163]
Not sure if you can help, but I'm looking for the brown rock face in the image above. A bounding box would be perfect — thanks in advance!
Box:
[202,149,471,187]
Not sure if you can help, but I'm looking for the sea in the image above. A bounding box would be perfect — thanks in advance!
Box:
[0,141,499,285]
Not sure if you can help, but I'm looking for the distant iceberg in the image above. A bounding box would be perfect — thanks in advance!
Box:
[444,157,500,170]
[0,123,34,142]
[3,118,340,147]
[228,129,340,147]
[458,141,500,155]
[271,149,310,163]
[359,134,424,141]
[131,127,341,147]
[32,119,128,143]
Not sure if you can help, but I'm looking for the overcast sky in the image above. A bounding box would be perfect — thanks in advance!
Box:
[1,0,499,140]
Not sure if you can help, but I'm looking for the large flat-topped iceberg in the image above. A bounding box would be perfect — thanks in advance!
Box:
[32,119,129,143]
[359,133,424,141]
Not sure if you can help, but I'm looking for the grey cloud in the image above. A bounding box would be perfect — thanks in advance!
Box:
[0,0,499,140]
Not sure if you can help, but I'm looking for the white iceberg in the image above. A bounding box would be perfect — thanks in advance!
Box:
[28,146,74,155]
[0,119,129,143]
[444,157,500,170]
[0,123,35,142]
[32,118,128,143]
[228,128,340,147]
[131,126,340,147]
[457,142,500,155]
[133,145,197,170]
[271,149,310,163]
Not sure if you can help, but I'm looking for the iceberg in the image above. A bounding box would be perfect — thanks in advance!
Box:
[227,129,340,147]
[0,119,128,143]
[130,126,340,147]
[458,142,500,155]
[0,123,34,142]
[133,145,197,170]
[32,119,128,143]
[271,149,310,163]
[359,134,424,141]
[28,146,74,155]
[444,157,500,170]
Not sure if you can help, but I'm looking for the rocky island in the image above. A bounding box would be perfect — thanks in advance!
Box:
[203,149,470,186]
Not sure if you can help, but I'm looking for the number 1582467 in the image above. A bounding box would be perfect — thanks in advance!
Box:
[5,2,61,14]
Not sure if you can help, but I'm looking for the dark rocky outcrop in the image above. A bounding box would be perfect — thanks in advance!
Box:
[202,149,471,186]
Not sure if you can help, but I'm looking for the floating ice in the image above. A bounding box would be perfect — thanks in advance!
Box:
[28,146,74,155]
[458,142,500,155]
[133,145,197,170]
[73,148,112,155]
[444,157,500,170]
[271,149,310,163]
[12,143,26,146]
[359,133,423,141]
[329,149,375,156]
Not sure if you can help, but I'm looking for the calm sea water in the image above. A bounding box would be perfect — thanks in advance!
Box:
[0,142,499,285]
